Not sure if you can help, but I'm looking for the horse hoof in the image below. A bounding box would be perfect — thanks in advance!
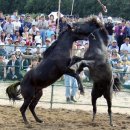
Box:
[36,119,43,123]
[80,91,85,95]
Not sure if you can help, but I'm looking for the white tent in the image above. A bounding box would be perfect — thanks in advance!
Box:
[48,12,64,21]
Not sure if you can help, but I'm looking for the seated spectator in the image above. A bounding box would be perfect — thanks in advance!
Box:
[26,34,34,46]
[111,49,121,67]
[0,54,6,80]
[45,25,55,39]
[121,50,130,61]
[6,54,23,80]
[29,24,39,40]
[0,42,7,57]
[22,26,29,41]
[45,38,51,47]
[120,37,130,54]
[15,48,23,62]
[0,31,6,43]
[27,58,39,71]
[34,31,42,46]
[22,47,33,70]
[108,40,119,51]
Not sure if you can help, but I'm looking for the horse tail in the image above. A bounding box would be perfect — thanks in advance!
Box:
[113,77,122,92]
[6,81,21,101]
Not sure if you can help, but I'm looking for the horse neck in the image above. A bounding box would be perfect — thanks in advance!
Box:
[57,32,75,50]
[85,32,107,61]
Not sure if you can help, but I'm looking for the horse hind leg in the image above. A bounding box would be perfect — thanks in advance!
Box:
[29,90,43,123]
[91,94,98,122]
[104,93,113,126]
[20,98,32,124]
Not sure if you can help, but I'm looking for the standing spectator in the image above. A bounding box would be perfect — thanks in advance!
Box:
[29,24,39,40]
[12,16,21,32]
[0,11,5,28]
[24,15,32,29]
[118,20,127,50]
[37,14,49,44]
[64,75,78,103]
[19,14,25,36]
[3,17,14,36]
[48,14,56,32]
[6,54,23,80]
[105,17,114,45]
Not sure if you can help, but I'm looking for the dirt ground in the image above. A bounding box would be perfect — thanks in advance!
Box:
[0,83,130,130]
[0,105,129,130]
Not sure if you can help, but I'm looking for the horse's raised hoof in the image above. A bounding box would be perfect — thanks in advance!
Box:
[80,91,85,96]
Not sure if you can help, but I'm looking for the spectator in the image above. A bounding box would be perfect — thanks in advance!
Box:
[6,54,23,80]
[34,31,42,46]
[64,75,78,103]
[105,17,114,45]
[3,17,14,36]
[120,37,130,54]
[22,26,29,41]
[0,31,6,42]
[0,42,7,57]
[12,16,21,32]
[24,15,32,29]
[27,57,39,72]
[0,54,6,80]
[29,24,39,40]
[45,25,55,39]
[108,39,119,51]
[37,14,49,44]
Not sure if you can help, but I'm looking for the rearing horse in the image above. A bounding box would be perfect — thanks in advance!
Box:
[70,16,120,126]
[6,26,88,124]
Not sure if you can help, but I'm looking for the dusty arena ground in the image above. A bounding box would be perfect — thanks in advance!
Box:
[0,82,130,130]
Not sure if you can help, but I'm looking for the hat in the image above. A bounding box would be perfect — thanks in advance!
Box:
[107,17,112,20]
[0,42,5,46]
[40,14,45,17]
[36,44,41,48]
[6,37,12,40]
[46,38,51,42]
[26,47,31,50]
[21,14,25,17]
[112,40,117,43]
[16,48,21,52]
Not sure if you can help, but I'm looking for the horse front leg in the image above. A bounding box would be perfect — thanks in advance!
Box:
[65,69,84,95]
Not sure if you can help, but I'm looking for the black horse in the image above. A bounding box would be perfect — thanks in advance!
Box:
[69,16,121,126]
[6,26,88,124]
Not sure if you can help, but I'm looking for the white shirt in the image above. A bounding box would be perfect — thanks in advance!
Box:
[120,43,130,53]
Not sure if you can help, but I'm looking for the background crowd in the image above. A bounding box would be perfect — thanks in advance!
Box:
[0,10,130,89]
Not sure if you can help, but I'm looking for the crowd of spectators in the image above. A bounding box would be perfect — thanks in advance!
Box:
[0,10,130,86]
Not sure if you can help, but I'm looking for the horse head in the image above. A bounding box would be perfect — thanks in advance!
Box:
[72,15,109,46]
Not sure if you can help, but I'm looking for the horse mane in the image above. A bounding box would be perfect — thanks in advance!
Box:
[43,28,70,58]
[86,15,109,46]
[43,40,58,58]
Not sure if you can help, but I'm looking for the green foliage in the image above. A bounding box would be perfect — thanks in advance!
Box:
[0,0,130,19]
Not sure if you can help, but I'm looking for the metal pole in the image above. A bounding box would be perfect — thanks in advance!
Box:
[71,0,75,15]
[56,0,61,39]
[50,84,54,109]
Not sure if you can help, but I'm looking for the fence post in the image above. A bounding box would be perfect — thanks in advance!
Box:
[50,84,54,109]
